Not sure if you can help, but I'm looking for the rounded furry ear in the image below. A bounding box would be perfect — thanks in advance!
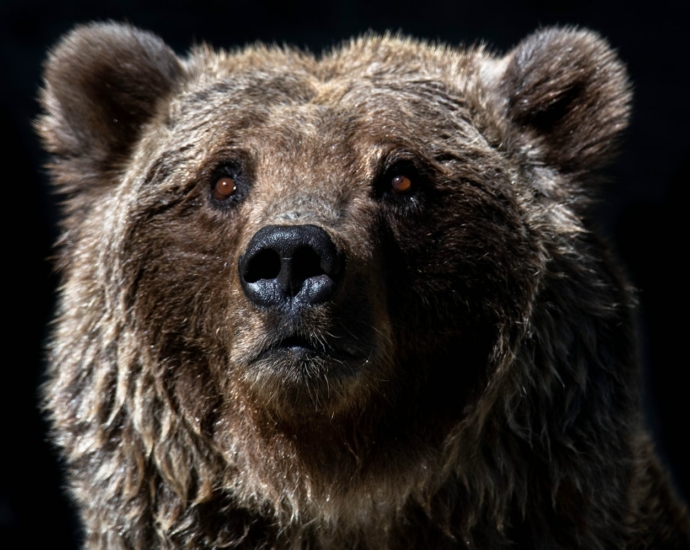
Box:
[499,27,631,171]
[37,23,182,195]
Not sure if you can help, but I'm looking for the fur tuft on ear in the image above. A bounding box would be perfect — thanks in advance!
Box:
[500,27,631,172]
[36,22,182,202]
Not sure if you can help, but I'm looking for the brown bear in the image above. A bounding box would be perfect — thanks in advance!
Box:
[38,22,690,549]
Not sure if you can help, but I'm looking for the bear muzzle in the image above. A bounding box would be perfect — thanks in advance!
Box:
[234,224,380,386]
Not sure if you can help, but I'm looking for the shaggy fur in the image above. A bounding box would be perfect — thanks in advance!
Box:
[38,23,690,549]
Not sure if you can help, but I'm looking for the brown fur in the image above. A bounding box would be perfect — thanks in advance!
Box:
[38,23,690,549]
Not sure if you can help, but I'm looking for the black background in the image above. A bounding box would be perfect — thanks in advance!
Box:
[2,1,688,547]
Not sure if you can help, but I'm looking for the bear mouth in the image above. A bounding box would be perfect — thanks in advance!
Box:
[232,299,382,399]
[236,327,380,412]
[257,334,364,363]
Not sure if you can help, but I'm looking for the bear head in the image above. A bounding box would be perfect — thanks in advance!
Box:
[38,23,643,547]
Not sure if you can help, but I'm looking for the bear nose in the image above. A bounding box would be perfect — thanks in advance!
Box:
[239,225,344,309]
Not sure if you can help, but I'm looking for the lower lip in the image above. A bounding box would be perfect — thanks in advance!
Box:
[281,344,315,354]
[259,344,317,360]
[258,342,361,363]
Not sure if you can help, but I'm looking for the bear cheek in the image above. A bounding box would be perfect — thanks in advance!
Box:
[383,184,537,340]
[121,204,241,422]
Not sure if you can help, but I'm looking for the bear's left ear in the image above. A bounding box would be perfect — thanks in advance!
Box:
[497,27,631,172]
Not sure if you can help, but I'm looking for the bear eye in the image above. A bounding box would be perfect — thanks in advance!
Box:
[212,176,237,201]
[391,175,413,194]
[374,157,428,203]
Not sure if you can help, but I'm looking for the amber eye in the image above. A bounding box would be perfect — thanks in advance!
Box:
[212,177,237,201]
[391,174,413,194]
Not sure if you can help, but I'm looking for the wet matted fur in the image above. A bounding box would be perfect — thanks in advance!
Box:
[38,23,690,549]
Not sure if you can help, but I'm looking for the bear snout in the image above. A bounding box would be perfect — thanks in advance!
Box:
[239,224,345,310]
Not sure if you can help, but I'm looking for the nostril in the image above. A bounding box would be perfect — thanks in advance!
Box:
[293,247,325,283]
[244,249,281,283]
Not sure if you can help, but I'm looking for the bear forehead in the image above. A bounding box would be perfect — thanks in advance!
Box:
[157,67,494,206]
[169,37,488,150]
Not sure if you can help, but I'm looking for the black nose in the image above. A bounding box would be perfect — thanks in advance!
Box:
[239,225,344,309]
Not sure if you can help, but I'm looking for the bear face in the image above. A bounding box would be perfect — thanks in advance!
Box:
[38,23,689,549]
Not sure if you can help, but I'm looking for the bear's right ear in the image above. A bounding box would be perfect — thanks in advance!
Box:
[37,23,182,198]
